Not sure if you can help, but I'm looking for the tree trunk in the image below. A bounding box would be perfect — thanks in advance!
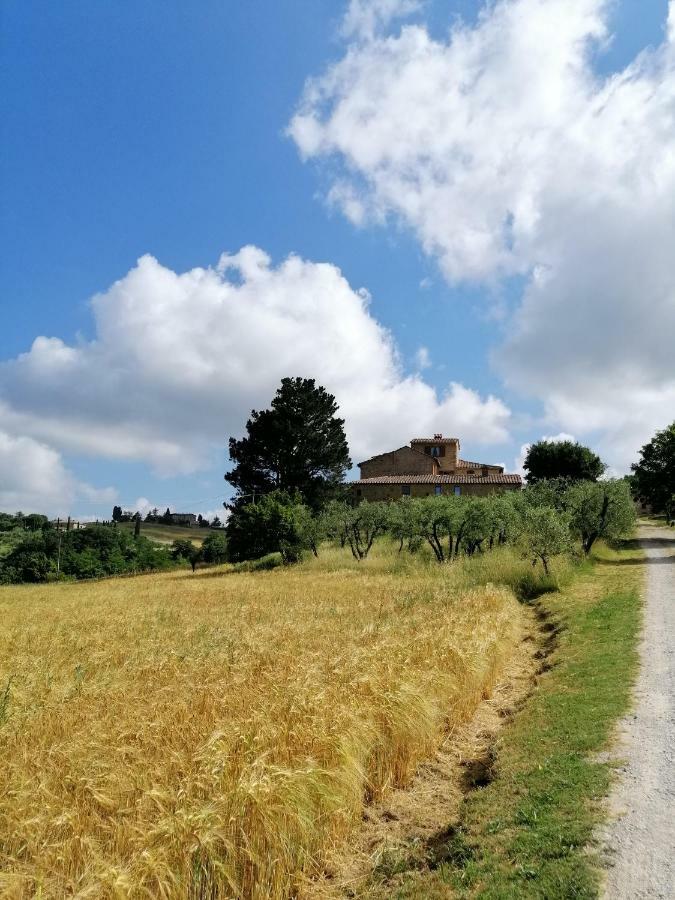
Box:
[347,533,360,561]
[364,528,379,559]
[454,524,466,559]
[432,524,445,562]
[583,532,598,555]
[426,536,443,563]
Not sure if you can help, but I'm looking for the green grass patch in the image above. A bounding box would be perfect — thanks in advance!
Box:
[371,539,643,899]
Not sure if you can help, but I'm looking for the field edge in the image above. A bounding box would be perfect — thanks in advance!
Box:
[352,538,644,899]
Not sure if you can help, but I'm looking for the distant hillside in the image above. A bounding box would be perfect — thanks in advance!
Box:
[117,521,220,546]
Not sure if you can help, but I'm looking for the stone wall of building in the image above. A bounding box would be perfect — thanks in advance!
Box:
[457,462,503,475]
[353,482,521,503]
[410,439,459,471]
[359,446,436,479]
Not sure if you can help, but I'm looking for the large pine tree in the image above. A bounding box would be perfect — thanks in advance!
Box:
[523,439,605,484]
[225,377,351,510]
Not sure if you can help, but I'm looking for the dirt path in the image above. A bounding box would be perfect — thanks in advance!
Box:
[601,524,675,899]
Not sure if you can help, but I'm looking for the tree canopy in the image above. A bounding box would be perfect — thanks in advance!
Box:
[0,526,173,584]
[565,480,635,555]
[631,422,675,521]
[523,439,605,484]
[225,377,351,510]
[226,491,309,564]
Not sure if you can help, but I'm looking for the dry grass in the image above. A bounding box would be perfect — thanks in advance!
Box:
[0,543,528,898]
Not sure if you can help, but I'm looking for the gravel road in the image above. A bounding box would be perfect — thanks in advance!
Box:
[601,524,675,900]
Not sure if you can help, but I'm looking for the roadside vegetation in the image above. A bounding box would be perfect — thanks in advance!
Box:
[630,420,675,524]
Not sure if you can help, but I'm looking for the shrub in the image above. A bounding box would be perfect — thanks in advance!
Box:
[171,538,203,572]
[201,532,228,564]
[226,492,310,564]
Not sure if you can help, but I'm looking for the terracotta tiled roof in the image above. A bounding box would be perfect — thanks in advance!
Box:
[410,437,459,444]
[456,459,504,471]
[353,474,522,485]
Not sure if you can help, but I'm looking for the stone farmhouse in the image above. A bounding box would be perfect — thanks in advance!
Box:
[353,434,522,502]
[168,513,198,527]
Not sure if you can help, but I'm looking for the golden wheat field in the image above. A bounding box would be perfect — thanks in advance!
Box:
[0,544,528,899]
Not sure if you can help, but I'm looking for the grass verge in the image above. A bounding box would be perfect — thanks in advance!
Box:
[363,538,644,899]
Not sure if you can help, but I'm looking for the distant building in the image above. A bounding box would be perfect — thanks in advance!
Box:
[168,513,198,527]
[353,434,521,502]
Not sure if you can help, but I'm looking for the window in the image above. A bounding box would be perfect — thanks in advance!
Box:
[401,484,411,496]
[431,446,440,457]
[454,486,461,496]
[356,489,362,496]
[434,485,443,496]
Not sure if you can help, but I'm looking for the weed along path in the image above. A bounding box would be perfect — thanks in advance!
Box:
[601,524,675,899]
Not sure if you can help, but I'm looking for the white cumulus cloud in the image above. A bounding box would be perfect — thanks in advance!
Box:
[289,0,675,471]
[415,345,431,369]
[341,0,423,40]
[0,430,116,517]
[0,248,511,479]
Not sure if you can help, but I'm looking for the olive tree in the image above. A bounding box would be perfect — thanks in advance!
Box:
[344,502,389,561]
[462,498,492,555]
[387,498,422,553]
[521,506,570,575]
[564,480,635,555]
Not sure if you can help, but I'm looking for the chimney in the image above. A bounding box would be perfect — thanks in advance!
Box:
[434,433,442,440]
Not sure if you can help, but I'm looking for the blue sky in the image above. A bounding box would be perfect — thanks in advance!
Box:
[1,0,673,518]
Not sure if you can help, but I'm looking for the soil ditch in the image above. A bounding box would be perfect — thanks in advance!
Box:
[304,597,562,898]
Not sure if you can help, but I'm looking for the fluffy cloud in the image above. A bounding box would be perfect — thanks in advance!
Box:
[289,0,675,470]
[341,0,423,40]
[0,248,510,477]
[415,345,431,369]
[0,430,116,517]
